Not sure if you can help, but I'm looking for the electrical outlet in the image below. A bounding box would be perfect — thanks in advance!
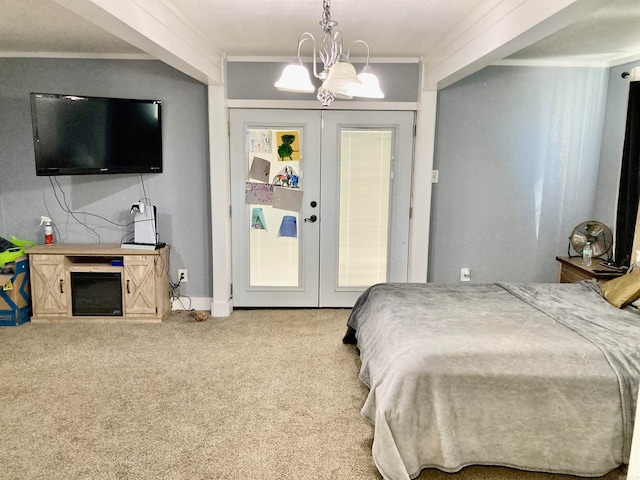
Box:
[460,267,471,282]
[178,269,188,283]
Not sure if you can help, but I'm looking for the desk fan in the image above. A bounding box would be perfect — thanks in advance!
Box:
[568,221,613,261]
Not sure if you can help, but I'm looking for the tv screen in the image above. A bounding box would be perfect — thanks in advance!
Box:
[30,93,162,176]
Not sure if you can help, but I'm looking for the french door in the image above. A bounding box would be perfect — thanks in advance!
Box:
[229,109,414,307]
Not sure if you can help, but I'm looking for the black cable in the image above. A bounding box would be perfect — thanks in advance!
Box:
[49,177,102,242]
[52,177,132,228]
[46,175,155,245]
[168,274,193,311]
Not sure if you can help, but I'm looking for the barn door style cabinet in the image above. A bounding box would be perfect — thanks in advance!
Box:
[28,244,170,323]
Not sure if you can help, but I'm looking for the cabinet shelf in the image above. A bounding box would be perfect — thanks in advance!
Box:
[66,255,123,265]
[67,264,123,273]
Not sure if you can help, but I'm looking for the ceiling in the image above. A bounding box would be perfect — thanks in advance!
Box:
[1,0,640,87]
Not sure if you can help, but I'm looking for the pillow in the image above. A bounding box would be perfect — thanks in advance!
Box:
[601,268,640,308]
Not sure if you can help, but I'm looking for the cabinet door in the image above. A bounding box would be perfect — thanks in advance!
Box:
[30,255,68,315]
[123,255,157,315]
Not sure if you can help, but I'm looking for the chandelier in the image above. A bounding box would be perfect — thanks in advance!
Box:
[274,0,384,108]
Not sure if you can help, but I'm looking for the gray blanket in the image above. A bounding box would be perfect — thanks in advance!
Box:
[346,281,640,480]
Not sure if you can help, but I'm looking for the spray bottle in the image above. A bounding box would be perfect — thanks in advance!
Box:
[39,216,54,245]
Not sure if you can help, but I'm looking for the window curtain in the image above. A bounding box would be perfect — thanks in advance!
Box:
[615,71,640,266]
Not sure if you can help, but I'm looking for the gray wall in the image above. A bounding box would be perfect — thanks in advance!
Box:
[0,58,211,299]
[226,61,420,102]
[594,61,639,225]
[430,65,609,283]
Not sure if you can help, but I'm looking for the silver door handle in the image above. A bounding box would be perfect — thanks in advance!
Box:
[304,215,317,223]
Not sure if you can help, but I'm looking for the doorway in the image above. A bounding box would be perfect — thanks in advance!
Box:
[229,109,414,307]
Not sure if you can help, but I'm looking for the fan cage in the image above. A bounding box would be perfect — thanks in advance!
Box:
[567,221,613,262]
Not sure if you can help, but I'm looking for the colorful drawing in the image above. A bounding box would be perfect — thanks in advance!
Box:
[248,130,272,153]
[276,131,301,161]
[251,208,267,231]
[272,165,299,188]
[245,182,274,205]
[278,216,297,238]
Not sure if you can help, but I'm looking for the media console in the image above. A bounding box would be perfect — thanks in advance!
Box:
[28,243,170,323]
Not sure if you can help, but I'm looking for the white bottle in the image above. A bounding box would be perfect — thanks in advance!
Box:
[39,216,54,245]
[582,242,592,266]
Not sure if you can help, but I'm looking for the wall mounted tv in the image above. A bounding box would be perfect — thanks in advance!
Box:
[30,93,162,176]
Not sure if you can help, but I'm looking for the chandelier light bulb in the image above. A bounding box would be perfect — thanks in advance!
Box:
[274,58,315,93]
[351,65,384,98]
[323,60,360,99]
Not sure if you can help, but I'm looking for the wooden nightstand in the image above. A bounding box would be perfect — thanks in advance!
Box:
[555,256,626,283]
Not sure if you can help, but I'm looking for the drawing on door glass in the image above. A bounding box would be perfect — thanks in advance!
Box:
[278,216,297,238]
[271,165,299,188]
[249,156,271,183]
[245,182,274,205]
[251,208,267,231]
[276,131,301,161]
[272,186,303,212]
[248,130,272,153]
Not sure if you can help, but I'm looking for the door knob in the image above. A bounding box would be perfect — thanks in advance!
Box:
[304,215,318,223]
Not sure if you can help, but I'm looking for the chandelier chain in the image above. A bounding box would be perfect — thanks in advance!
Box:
[275,0,383,107]
[320,0,337,33]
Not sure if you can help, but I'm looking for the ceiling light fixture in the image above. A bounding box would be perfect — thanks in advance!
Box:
[274,0,384,108]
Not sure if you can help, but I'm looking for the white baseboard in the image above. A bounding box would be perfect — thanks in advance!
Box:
[171,296,212,312]
[211,298,233,317]
[170,297,233,317]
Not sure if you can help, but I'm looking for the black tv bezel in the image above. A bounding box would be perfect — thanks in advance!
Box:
[30,92,163,176]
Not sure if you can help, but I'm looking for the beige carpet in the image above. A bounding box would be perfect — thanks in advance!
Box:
[0,309,628,480]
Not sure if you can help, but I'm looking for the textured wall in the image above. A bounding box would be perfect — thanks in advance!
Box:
[0,58,211,298]
[430,65,609,283]
[594,61,640,226]
[226,61,420,102]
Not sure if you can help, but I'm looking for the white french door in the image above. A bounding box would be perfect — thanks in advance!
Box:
[229,109,414,308]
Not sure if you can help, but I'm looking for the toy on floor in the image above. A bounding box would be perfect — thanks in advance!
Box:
[190,310,208,322]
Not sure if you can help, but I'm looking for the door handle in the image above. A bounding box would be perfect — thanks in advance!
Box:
[304,215,318,223]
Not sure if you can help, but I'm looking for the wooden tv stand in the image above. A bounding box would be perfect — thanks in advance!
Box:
[28,243,170,323]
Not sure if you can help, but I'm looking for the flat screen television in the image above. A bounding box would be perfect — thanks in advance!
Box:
[30,93,162,176]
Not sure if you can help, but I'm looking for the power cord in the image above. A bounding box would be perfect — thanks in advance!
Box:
[48,177,135,243]
[169,273,193,311]
[47,175,152,244]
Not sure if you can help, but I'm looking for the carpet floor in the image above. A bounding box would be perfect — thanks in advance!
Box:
[0,309,628,480]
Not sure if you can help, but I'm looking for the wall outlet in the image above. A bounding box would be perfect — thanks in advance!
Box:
[460,267,471,282]
[178,269,188,283]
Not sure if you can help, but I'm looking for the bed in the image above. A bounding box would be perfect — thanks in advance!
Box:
[343,278,640,480]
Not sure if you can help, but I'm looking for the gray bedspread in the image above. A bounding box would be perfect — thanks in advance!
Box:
[346,281,640,480]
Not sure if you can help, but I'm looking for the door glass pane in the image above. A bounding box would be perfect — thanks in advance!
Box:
[246,128,302,287]
[338,129,393,287]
